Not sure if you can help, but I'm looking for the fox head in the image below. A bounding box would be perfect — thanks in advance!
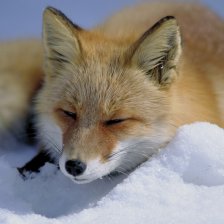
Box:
[36,7,182,183]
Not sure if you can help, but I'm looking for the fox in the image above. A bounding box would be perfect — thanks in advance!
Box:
[0,2,224,184]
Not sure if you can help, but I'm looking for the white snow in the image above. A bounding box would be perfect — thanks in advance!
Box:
[0,122,224,224]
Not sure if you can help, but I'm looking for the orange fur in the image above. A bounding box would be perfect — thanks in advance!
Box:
[0,2,224,182]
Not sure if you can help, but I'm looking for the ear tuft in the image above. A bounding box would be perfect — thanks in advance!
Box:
[43,7,82,79]
[130,16,182,86]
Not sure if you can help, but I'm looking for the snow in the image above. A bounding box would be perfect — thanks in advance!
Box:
[0,122,224,224]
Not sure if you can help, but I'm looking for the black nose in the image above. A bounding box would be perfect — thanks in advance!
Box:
[65,159,86,176]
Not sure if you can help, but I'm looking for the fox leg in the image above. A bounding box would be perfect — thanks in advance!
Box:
[17,149,56,178]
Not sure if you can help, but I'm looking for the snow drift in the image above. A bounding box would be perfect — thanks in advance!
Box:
[0,122,224,224]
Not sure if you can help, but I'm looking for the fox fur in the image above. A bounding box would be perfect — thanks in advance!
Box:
[0,2,224,183]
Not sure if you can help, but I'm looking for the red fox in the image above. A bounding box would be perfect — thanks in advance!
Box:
[1,2,224,183]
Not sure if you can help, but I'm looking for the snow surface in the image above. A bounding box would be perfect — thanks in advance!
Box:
[0,122,224,224]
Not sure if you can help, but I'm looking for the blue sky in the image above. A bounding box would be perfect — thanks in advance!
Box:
[0,0,223,40]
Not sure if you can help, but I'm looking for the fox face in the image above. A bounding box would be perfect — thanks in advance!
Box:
[36,7,181,183]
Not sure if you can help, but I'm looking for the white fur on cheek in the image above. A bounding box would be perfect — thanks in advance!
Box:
[59,137,164,184]
[58,146,122,184]
[112,138,161,173]
[75,144,129,183]
[36,114,63,157]
[58,141,152,184]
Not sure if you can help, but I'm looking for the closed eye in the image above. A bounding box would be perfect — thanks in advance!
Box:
[105,119,126,126]
[62,109,76,120]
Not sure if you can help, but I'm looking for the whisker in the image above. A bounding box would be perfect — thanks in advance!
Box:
[40,134,62,153]
[114,169,129,177]
[109,140,155,162]
[126,150,150,160]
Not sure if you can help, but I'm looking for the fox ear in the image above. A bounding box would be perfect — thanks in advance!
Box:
[130,16,182,86]
[43,7,82,78]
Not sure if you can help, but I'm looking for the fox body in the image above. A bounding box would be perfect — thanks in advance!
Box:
[1,3,224,183]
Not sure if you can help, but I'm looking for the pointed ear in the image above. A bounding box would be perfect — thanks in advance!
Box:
[130,16,182,86]
[42,7,82,78]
